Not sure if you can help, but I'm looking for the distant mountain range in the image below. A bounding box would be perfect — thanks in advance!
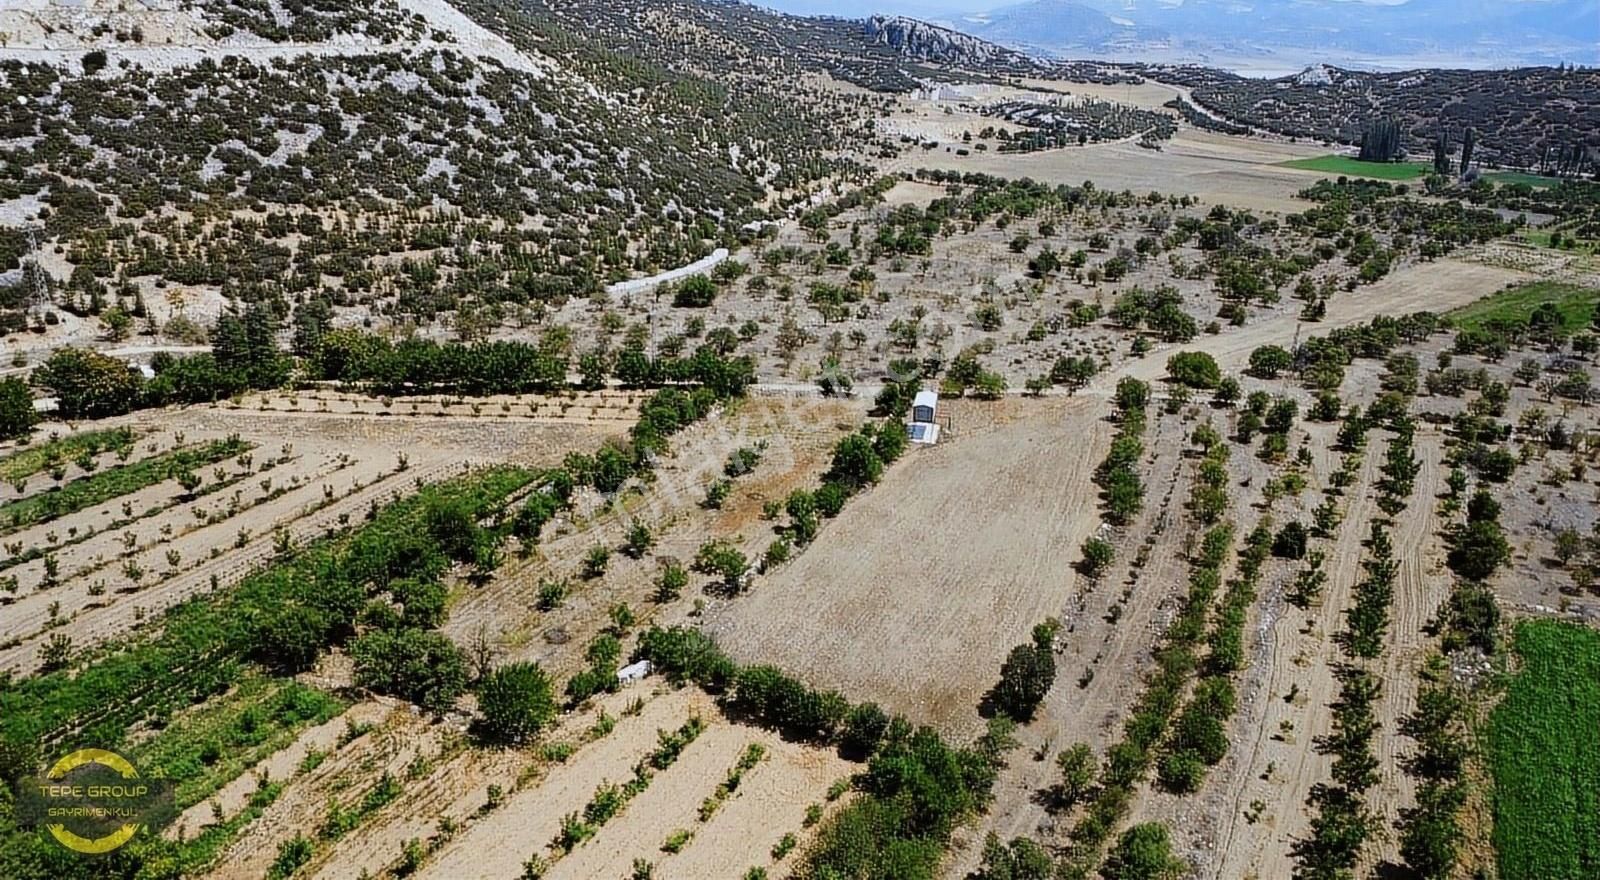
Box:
[957,0,1600,68]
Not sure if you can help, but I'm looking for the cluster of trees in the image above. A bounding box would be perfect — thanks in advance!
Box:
[1109,286,1197,344]
[1235,391,1299,461]
[1357,118,1406,163]
[32,305,289,419]
[1048,355,1100,394]
[317,330,756,399]
[943,350,1008,400]
[28,312,740,426]
[634,626,1010,879]
[1454,305,1600,385]
[1290,311,1445,392]
[1445,490,1512,584]
[1096,379,1150,526]
[976,821,1185,880]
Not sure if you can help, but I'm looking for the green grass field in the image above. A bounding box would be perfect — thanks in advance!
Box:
[1278,154,1431,180]
[1484,171,1563,188]
[1488,620,1600,880]
[1447,281,1600,334]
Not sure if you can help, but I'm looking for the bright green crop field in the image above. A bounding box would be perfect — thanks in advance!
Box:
[1448,281,1600,334]
[1487,619,1600,880]
[1278,154,1431,180]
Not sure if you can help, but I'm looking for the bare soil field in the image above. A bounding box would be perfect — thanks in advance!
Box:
[708,395,1111,736]
[891,125,1330,214]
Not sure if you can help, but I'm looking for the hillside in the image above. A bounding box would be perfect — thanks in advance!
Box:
[0,0,887,340]
[1138,63,1600,170]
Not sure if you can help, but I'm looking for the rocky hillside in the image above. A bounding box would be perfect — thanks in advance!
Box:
[862,15,1029,68]
[0,0,886,340]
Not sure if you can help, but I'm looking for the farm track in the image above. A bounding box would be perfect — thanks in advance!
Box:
[0,457,466,675]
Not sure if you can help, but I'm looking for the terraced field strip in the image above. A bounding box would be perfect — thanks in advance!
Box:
[163,701,395,842]
[663,726,853,878]
[0,427,135,484]
[200,706,446,880]
[418,688,717,880]
[0,457,464,674]
[302,688,655,880]
[0,449,345,603]
[543,722,748,879]
[0,436,250,535]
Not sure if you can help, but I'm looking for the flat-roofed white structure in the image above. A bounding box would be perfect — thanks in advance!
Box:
[909,390,940,445]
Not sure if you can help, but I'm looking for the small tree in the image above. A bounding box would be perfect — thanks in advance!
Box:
[0,378,37,441]
[1248,344,1292,379]
[476,661,558,745]
[653,562,688,603]
[1056,742,1096,807]
[694,540,749,591]
[991,640,1055,722]
[582,545,611,579]
[1102,822,1186,880]
[1554,527,1583,567]
[623,522,654,559]
[1212,377,1241,408]
[672,275,717,308]
[1079,537,1116,578]
[1166,351,1221,389]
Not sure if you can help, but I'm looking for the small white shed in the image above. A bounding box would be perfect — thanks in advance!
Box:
[617,660,652,686]
[911,390,938,425]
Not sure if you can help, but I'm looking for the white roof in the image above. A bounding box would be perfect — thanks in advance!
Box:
[913,390,938,410]
[617,660,652,682]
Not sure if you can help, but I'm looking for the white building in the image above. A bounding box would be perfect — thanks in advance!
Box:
[909,390,940,445]
[616,660,652,686]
